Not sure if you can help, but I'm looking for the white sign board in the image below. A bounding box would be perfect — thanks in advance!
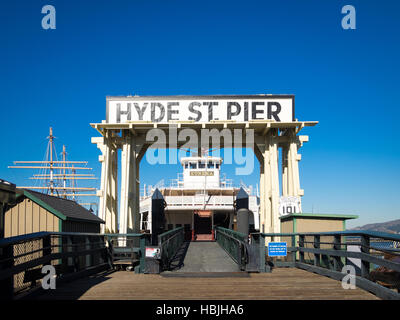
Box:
[106,95,294,124]
[279,196,301,216]
[145,247,160,258]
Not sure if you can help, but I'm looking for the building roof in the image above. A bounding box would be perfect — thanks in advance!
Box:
[279,213,358,221]
[0,178,17,205]
[20,189,104,224]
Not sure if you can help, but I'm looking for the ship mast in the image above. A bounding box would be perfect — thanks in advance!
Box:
[49,127,54,195]
[8,127,97,203]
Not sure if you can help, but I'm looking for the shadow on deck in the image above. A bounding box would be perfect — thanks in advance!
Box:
[20,241,382,300]
[26,267,379,300]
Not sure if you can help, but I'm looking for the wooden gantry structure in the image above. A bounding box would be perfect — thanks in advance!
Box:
[91,95,317,234]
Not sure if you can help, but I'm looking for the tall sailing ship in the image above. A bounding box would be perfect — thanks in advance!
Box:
[8,127,98,210]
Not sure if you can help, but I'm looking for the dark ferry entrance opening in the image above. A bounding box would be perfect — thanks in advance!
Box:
[192,210,213,241]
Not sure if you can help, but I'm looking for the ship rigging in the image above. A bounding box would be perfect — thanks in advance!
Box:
[8,127,98,209]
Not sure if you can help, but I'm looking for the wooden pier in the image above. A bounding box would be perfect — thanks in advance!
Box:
[31,268,378,300]
[1,228,399,301]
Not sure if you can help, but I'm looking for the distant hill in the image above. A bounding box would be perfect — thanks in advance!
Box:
[351,219,400,234]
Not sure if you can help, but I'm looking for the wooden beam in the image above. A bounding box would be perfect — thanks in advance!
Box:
[33,174,95,177]
[13,161,88,164]
[29,177,97,180]
[8,166,92,170]
[262,123,271,136]
[18,187,96,190]
[57,194,97,197]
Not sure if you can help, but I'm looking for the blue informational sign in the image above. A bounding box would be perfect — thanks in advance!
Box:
[267,242,287,257]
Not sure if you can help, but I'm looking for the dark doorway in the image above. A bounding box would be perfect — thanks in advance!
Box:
[184,224,192,241]
[213,212,230,229]
[193,211,213,241]
[194,215,212,234]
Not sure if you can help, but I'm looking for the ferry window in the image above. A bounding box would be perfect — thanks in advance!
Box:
[216,163,220,169]
[176,224,182,228]
[184,163,188,169]
[198,162,205,169]
[190,163,197,169]
[207,162,214,169]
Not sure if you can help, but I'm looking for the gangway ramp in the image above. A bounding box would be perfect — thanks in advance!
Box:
[168,241,239,273]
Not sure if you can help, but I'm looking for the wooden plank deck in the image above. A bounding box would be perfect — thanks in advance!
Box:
[32,268,379,300]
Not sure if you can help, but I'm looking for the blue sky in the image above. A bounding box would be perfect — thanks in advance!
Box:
[0,0,399,228]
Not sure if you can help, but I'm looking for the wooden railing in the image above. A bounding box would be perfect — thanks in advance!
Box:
[0,232,154,299]
[253,230,400,300]
[0,232,111,300]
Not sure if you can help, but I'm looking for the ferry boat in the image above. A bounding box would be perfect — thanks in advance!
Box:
[139,156,259,241]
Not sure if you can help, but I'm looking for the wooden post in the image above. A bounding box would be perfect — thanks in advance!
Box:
[110,147,119,233]
[120,130,138,235]
[91,236,98,266]
[360,235,370,278]
[0,243,14,299]
[139,236,146,273]
[67,235,73,268]
[92,132,115,233]
[43,234,52,259]
[263,134,272,233]
[291,234,296,263]
[314,235,321,267]
[269,130,280,235]
[256,234,267,272]
[71,236,80,272]
[333,235,343,271]
[281,146,288,197]
[85,236,91,268]
[0,203,4,239]
[258,153,265,234]
[287,129,301,197]
[299,235,305,263]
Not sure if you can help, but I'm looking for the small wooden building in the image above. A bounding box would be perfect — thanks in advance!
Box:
[0,179,17,239]
[280,213,358,234]
[3,189,104,238]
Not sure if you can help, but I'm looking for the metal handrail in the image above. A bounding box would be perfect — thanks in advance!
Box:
[215,227,248,270]
[158,227,184,270]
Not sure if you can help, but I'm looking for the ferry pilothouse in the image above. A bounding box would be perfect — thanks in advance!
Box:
[139,156,259,241]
